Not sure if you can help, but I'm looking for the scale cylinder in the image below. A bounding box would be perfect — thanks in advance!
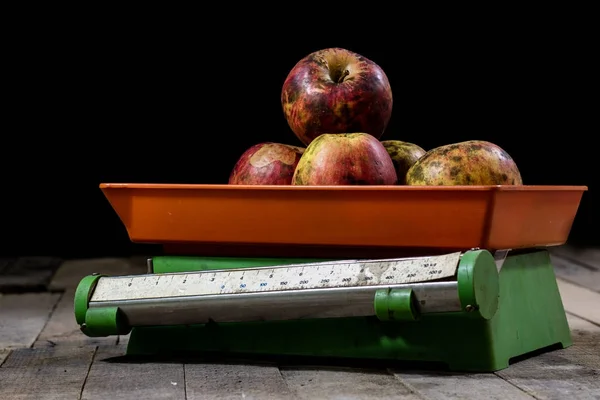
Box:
[74,250,499,337]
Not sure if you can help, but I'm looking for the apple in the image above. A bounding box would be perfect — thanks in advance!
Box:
[292,133,397,185]
[281,48,393,146]
[229,142,305,185]
[380,140,427,185]
[406,140,523,186]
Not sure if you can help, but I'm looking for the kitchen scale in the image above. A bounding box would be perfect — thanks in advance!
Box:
[74,183,587,372]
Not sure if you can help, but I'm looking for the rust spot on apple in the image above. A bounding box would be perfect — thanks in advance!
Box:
[249,145,303,168]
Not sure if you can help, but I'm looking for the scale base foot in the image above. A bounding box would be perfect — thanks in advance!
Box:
[125,250,571,372]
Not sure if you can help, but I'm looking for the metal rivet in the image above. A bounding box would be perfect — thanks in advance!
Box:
[465,305,474,312]
[92,273,99,276]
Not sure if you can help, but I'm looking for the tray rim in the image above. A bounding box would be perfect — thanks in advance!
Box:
[99,182,587,253]
[99,183,588,192]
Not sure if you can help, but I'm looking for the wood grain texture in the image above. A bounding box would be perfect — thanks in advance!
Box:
[564,331,600,371]
[0,257,63,293]
[551,254,600,293]
[34,290,118,348]
[557,278,600,325]
[81,345,185,400]
[0,293,60,349]
[0,350,9,365]
[565,314,600,372]
[186,362,294,400]
[117,334,131,346]
[0,250,597,399]
[282,367,422,400]
[393,370,533,399]
[0,346,96,400]
[495,346,600,398]
[49,257,147,291]
[567,313,600,333]
[496,313,600,399]
[551,245,600,270]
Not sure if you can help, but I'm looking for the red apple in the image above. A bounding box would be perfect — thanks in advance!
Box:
[292,133,397,185]
[380,140,427,185]
[229,142,305,185]
[281,48,393,146]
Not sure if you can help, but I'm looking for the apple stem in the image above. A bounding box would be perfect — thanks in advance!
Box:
[337,69,349,83]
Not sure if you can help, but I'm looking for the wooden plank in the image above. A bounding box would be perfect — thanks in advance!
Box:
[565,332,600,371]
[391,313,599,400]
[392,370,533,399]
[0,257,63,293]
[557,278,600,325]
[81,345,185,400]
[496,357,600,399]
[567,312,600,333]
[117,333,131,346]
[0,345,96,399]
[551,254,600,293]
[564,313,600,371]
[186,362,294,400]
[49,257,147,291]
[34,290,118,348]
[550,245,600,269]
[282,367,421,399]
[0,293,60,349]
[0,350,9,365]
[496,327,600,398]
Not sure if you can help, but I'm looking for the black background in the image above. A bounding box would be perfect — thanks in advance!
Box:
[2,12,596,258]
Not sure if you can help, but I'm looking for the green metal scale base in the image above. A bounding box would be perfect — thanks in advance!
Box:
[74,249,572,372]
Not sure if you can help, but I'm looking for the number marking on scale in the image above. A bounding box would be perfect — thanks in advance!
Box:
[90,252,462,302]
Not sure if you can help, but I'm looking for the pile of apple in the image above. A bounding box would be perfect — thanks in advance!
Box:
[229,48,523,187]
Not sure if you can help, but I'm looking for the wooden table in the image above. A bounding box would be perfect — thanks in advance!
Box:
[1,246,598,399]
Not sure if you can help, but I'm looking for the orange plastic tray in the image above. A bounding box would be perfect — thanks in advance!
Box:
[100,184,587,257]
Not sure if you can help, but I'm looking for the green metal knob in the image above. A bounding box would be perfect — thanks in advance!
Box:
[457,250,500,320]
[374,288,419,322]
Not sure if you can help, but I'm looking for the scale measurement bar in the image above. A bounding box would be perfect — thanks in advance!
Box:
[91,252,462,302]
[87,252,464,326]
